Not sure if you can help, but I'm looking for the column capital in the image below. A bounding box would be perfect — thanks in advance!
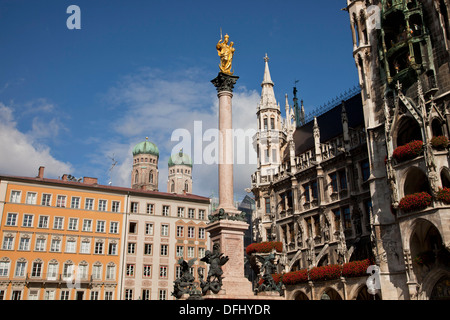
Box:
[211,72,239,93]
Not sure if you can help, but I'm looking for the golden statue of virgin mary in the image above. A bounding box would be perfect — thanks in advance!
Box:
[216,33,235,75]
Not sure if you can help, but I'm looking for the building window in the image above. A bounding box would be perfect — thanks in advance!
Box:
[188,208,195,219]
[10,190,21,203]
[80,241,91,254]
[85,198,94,210]
[38,215,49,228]
[56,195,66,208]
[361,159,370,182]
[98,200,107,211]
[106,264,116,280]
[0,261,10,277]
[159,266,168,278]
[26,192,37,205]
[146,203,154,214]
[126,264,135,277]
[90,291,99,300]
[162,205,170,216]
[47,263,58,280]
[104,292,113,300]
[96,221,106,233]
[22,214,33,227]
[92,264,102,280]
[311,181,318,200]
[129,222,137,234]
[144,243,152,255]
[265,197,271,214]
[177,226,184,237]
[128,242,136,254]
[187,247,195,258]
[343,207,352,230]
[82,219,92,232]
[11,291,21,300]
[110,221,119,234]
[176,246,184,257]
[112,201,120,212]
[6,213,17,226]
[270,117,275,130]
[108,243,117,256]
[53,217,64,230]
[35,238,46,251]
[2,236,14,250]
[19,237,30,251]
[50,239,61,252]
[304,184,310,203]
[125,289,133,300]
[41,194,51,206]
[71,197,80,209]
[160,244,168,256]
[177,207,185,218]
[68,218,78,230]
[199,210,205,220]
[94,242,104,254]
[131,202,139,213]
[31,261,42,277]
[161,224,169,236]
[188,227,195,238]
[339,170,348,190]
[143,265,152,278]
[65,240,77,253]
[199,228,205,239]
[15,261,26,277]
[145,223,153,235]
[263,118,268,130]
[199,248,206,259]
[60,291,70,300]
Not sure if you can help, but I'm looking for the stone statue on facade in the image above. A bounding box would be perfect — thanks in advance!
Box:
[200,243,229,294]
[172,258,197,299]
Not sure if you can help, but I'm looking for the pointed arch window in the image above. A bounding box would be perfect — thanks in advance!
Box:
[184,181,189,193]
[171,180,175,193]
[149,170,154,184]
[134,170,139,184]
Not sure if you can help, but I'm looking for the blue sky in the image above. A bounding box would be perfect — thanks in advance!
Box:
[0,0,358,201]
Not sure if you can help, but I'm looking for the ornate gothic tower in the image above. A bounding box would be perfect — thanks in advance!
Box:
[167,149,193,194]
[131,137,159,191]
[255,54,285,177]
[346,0,450,300]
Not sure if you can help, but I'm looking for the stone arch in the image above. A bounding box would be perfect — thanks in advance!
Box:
[431,117,444,137]
[319,287,342,300]
[440,167,450,188]
[292,290,309,300]
[402,166,430,197]
[394,115,422,149]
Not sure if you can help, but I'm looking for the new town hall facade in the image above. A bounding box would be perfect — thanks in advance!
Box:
[250,0,450,300]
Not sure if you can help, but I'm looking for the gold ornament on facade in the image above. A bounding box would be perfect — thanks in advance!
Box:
[216,33,235,75]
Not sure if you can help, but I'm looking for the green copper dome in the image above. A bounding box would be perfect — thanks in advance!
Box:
[168,150,192,167]
[132,138,159,157]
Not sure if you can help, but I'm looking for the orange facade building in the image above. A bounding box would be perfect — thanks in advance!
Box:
[0,166,211,300]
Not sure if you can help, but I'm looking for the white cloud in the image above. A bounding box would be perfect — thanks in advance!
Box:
[0,103,72,178]
[104,68,260,200]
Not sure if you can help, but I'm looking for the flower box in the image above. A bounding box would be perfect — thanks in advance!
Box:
[398,191,432,212]
[392,140,423,163]
[341,259,371,278]
[281,269,308,285]
[431,136,449,150]
[437,187,450,204]
[308,264,342,282]
[245,241,283,255]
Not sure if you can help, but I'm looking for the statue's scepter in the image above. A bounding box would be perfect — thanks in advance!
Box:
[220,27,223,41]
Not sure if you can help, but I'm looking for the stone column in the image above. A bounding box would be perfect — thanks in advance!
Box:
[211,72,240,213]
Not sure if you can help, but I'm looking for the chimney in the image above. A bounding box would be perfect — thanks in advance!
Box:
[37,166,45,179]
[83,177,98,185]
